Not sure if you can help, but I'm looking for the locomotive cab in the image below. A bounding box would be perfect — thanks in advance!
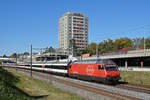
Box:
[98,64,121,83]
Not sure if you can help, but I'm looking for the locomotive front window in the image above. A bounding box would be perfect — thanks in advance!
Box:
[98,65,118,71]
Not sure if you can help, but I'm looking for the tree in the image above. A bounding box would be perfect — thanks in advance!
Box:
[23,52,29,56]
[44,46,56,53]
[3,54,7,58]
[114,38,122,50]
[145,38,150,49]
[121,37,133,48]
[86,37,150,56]
[98,41,107,53]
[114,37,133,50]
[98,38,114,54]
[11,53,17,58]
[107,38,114,51]
[87,42,97,55]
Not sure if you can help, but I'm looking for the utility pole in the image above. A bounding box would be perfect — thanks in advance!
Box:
[16,53,17,66]
[15,53,18,72]
[55,48,57,61]
[144,37,146,55]
[96,43,98,58]
[30,44,32,77]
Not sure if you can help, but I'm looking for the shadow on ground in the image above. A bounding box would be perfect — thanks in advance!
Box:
[0,67,48,100]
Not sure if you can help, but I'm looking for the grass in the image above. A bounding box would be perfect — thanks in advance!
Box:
[0,68,84,100]
[0,61,2,65]
[120,71,150,85]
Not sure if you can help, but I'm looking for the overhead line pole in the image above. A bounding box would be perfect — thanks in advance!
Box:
[144,37,145,54]
[96,43,98,58]
[143,28,146,55]
[16,53,17,66]
[30,44,32,77]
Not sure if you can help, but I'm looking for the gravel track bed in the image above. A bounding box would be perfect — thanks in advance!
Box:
[6,67,150,100]
[53,75,150,100]
[116,84,150,94]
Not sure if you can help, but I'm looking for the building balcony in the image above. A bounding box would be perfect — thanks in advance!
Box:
[74,39,84,41]
[76,42,84,44]
[73,33,84,35]
[73,27,84,29]
[76,45,85,48]
[73,17,84,20]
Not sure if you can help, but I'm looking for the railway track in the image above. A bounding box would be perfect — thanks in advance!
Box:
[115,84,150,94]
[5,66,150,100]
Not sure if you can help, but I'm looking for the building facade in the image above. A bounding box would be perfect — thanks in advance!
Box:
[59,12,88,55]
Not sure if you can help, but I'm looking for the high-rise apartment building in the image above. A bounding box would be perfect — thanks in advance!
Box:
[59,12,88,55]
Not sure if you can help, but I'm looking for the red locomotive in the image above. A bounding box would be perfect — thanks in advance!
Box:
[68,59,121,83]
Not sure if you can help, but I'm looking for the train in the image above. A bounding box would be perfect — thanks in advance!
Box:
[17,58,121,84]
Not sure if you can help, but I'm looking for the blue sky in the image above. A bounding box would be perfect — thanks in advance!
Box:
[0,0,150,56]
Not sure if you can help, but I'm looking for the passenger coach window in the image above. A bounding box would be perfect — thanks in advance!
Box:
[98,65,104,70]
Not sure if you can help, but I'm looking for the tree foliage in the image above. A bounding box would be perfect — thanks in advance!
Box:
[3,54,7,58]
[44,46,56,53]
[85,37,150,56]
[23,52,29,56]
[98,38,114,53]
[87,42,97,55]
[114,37,133,50]
[10,53,17,58]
